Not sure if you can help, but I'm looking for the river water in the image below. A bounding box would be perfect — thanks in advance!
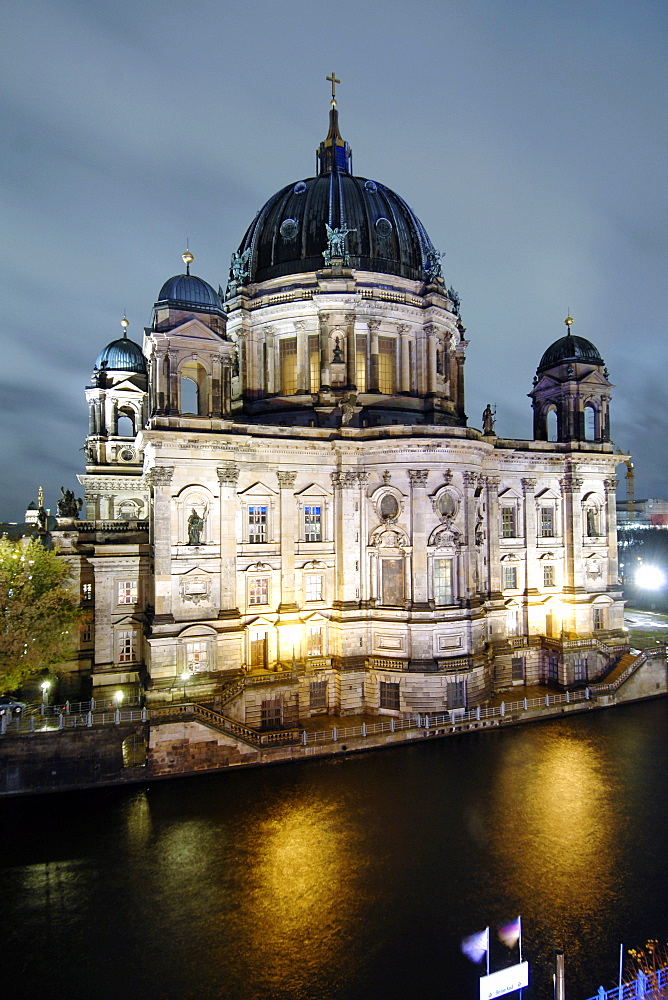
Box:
[2,699,668,1000]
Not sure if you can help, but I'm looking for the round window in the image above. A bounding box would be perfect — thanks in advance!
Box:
[380,494,399,519]
[280,218,299,241]
[374,217,392,237]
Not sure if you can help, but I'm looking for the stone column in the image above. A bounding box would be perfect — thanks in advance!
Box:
[345,312,357,389]
[211,354,222,417]
[425,325,438,394]
[216,465,240,617]
[149,466,175,621]
[368,319,380,392]
[604,478,619,584]
[277,471,298,611]
[408,470,429,608]
[399,324,411,393]
[463,471,478,598]
[168,352,179,415]
[88,401,96,436]
[454,343,467,420]
[319,313,330,389]
[295,321,308,394]
[485,476,502,596]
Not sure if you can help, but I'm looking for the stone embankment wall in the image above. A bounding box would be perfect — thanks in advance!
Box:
[0,724,148,796]
[1,654,667,797]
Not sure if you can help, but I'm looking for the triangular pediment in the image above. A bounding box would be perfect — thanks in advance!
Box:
[108,379,146,396]
[160,316,226,345]
[535,487,560,500]
[177,565,214,578]
[295,482,332,499]
[238,481,279,498]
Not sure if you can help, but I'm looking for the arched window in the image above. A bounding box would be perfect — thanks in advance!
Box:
[546,407,558,442]
[179,360,209,415]
[584,404,597,441]
[117,411,135,436]
[180,376,198,415]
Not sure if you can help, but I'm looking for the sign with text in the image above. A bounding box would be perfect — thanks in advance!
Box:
[480,961,529,1000]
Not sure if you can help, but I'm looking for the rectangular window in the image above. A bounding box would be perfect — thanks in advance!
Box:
[543,564,556,588]
[81,583,93,601]
[249,577,268,606]
[433,558,453,605]
[304,505,322,542]
[248,505,267,544]
[511,656,525,681]
[82,619,93,643]
[540,506,555,537]
[307,627,323,656]
[261,698,282,730]
[118,630,136,663]
[355,335,367,392]
[308,335,320,393]
[279,337,297,395]
[381,558,404,606]
[447,680,466,709]
[506,609,519,636]
[379,680,400,711]
[304,574,323,602]
[378,337,396,394]
[250,633,266,668]
[546,655,559,682]
[186,641,207,672]
[117,581,137,605]
[593,607,605,630]
[501,507,516,538]
[574,658,588,682]
[309,679,327,709]
[503,565,518,590]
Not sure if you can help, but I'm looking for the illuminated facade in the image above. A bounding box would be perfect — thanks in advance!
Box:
[55,98,626,721]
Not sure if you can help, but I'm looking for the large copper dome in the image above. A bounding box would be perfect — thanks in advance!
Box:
[230,109,440,287]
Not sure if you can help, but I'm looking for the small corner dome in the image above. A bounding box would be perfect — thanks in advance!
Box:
[537,333,604,373]
[155,273,224,315]
[94,336,147,374]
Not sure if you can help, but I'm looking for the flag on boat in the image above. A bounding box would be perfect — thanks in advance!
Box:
[462,927,489,964]
[498,917,521,948]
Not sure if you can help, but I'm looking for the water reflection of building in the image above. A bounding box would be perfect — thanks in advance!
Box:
[53,92,627,722]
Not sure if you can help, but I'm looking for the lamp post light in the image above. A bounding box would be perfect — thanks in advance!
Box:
[180,671,190,702]
[40,680,51,713]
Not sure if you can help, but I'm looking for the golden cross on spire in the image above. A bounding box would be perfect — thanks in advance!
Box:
[326,71,341,106]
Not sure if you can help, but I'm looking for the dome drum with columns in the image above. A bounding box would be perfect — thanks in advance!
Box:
[51,83,628,728]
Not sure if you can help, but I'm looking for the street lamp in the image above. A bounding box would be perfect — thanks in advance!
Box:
[114,691,124,707]
[180,671,190,702]
[41,680,50,705]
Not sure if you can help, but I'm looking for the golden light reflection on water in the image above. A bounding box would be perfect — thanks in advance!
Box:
[238,798,363,984]
[487,729,618,936]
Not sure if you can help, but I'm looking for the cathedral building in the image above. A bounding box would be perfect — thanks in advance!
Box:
[55,92,626,725]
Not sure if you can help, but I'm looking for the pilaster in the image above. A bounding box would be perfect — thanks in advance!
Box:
[148,466,175,620]
[217,465,240,617]
[408,469,429,608]
[277,470,298,610]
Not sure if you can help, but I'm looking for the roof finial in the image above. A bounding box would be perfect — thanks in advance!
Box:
[565,313,574,336]
[121,312,129,338]
[326,71,340,108]
[182,247,194,275]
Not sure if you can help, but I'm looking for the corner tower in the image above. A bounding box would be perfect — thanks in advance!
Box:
[530,316,613,443]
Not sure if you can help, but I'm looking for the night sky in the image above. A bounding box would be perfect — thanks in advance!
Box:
[2,0,667,520]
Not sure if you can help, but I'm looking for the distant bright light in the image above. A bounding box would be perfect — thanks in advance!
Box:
[180,672,190,682]
[114,691,124,705]
[635,566,667,590]
[41,680,50,692]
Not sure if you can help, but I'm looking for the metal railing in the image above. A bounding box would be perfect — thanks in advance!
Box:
[584,966,668,1000]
